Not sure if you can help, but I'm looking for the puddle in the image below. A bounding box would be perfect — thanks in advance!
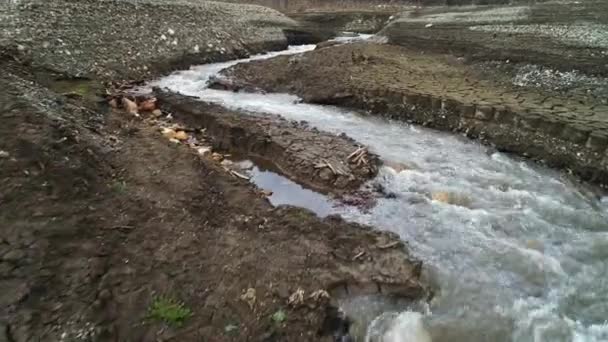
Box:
[232,160,336,217]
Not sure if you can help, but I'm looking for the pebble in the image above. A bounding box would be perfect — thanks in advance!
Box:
[0,150,9,158]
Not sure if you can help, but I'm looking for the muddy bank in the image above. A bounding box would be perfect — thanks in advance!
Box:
[156,90,379,194]
[216,42,608,186]
[0,0,296,81]
[0,44,429,341]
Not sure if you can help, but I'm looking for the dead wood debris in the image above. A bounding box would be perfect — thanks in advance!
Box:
[347,146,369,166]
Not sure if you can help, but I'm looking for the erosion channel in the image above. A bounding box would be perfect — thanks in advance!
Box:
[151,38,608,341]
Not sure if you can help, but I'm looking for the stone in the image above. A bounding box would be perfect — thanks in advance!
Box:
[474,106,494,121]
[174,131,188,141]
[586,131,608,152]
[161,127,177,139]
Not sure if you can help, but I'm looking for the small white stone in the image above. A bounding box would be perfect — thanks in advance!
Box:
[171,39,178,46]
[17,44,25,51]
[160,34,167,41]
[207,43,213,48]
[167,28,175,35]
[0,150,9,158]
[193,44,200,53]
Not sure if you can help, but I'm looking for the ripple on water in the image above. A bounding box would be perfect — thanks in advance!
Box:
[154,43,608,341]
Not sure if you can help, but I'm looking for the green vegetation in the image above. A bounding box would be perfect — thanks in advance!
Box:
[147,296,192,327]
[111,180,127,193]
[271,309,287,324]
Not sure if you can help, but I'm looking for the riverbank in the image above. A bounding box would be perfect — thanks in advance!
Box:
[215,42,608,186]
[0,51,429,340]
[0,2,429,340]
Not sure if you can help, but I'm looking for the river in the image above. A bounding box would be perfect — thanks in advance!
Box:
[152,39,608,342]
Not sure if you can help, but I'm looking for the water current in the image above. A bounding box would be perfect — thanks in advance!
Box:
[152,39,608,342]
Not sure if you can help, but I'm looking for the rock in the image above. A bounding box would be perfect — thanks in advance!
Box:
[288,288,304,307]
[0,150,9,158]
[431,191,450,203]
[174,131,188,141]
[318,167,334,181]
[196,146,212,156]
[161,127,177,140]
[211,152,224,162]
[121,97,138,116]
[152,109,163,117]
[240,288,256,310]
[384,160,410,172]
[137,98,157,112]
[431,191,472,208]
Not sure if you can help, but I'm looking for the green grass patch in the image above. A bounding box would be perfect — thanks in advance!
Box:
[147,296,192,327]
[110,180,127,193]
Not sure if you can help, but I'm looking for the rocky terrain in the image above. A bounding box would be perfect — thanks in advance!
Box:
[0,0,296,80]
[381,1,608,75]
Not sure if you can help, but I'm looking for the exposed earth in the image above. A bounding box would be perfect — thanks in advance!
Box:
[0,53,428,341]
[1,0,608,341]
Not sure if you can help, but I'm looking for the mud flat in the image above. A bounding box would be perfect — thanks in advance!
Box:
[216,42,608,186]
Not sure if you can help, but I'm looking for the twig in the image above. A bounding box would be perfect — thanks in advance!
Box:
[378,241,400,249]
[352,251,366,261]
[105,225,135,230]
[322,159,337,175]
[230,170,250,180]
[347,147,364,160]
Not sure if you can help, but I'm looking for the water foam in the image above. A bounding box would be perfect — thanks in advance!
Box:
[155,42,608,341]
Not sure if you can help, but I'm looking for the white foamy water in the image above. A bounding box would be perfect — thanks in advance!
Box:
[153,42,608,341]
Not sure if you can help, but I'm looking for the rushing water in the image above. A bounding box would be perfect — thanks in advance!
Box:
[154,41,608,341]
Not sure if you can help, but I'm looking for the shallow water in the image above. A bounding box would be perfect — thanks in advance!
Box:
[233,160,335,217]
[154,42,608,341]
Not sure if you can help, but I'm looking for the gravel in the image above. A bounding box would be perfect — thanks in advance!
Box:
[398,6,530,24]
[0,0,296,79]
[470,23,608,49]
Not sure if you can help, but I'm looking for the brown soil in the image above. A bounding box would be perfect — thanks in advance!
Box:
[0,56,429,340]
[155,90,380,195]
[215,42,608,186]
